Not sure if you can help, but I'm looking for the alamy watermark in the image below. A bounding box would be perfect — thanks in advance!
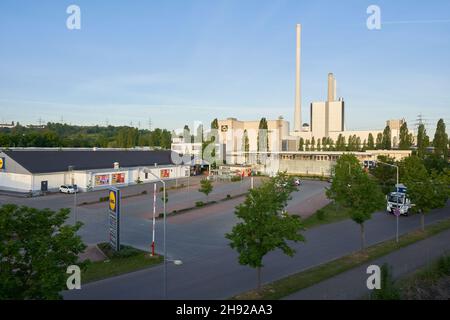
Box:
[66,5,81,30]
[366,265,381,290]
[367,5,381,30]
[66,265,81,290]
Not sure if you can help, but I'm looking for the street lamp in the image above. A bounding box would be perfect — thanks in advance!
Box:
[374,160,400,243]
[68,165,77,224]
[142,167,167,299]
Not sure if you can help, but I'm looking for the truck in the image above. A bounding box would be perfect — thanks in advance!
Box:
[386,184,412,216]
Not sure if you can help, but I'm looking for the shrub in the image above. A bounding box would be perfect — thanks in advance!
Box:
[141,190,148,195]
[195,201,204,207]
[436,255,450,275]
[371,264,401,300]
[97,243,141,259]
[99,196,109,202]
[231,176,241,182]
[316,209,326,221]
[226,194,231,199]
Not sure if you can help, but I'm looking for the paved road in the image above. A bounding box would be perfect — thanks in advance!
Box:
[63,197,450,300]
[284,228,450,300]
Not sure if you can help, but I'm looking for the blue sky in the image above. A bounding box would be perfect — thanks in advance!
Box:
[0,0,449,134]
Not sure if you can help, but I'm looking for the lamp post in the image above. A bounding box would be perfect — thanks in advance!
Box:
[68,165,77,224]
[143,168,167,299]
[375,160,400,243]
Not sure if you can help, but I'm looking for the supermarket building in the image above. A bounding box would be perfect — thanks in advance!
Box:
[0,148,190,193]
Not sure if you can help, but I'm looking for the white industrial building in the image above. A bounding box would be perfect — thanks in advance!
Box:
[171,23,413,176]
[0,149,190,193]
[203,23,403,162]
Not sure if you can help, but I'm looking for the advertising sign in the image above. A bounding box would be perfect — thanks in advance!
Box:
[160,169,170,178]
[95,174,110,186]
[112,173,125,184]
[108,188,121,251]
[0,157,4,170]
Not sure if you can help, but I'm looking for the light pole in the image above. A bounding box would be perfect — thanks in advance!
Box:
[143,168,167,298]
[375,160,400,243]
[68,165,77,224]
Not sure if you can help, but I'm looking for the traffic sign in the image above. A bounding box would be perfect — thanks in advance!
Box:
[394,208,401,217]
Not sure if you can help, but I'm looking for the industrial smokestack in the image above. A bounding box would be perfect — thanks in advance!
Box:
[294,24,302,131]
[333,78,337,101]
[327,73,335,102]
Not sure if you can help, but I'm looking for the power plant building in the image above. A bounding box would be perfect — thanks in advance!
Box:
[171,24,411,175]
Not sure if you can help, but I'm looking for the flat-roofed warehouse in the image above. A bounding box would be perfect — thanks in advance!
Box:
[0,149,190,193]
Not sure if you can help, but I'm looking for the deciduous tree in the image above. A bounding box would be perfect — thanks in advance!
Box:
[326,154,385,250]
[0,205,86,299]
[226,172,304,291]
[199,178,213,202]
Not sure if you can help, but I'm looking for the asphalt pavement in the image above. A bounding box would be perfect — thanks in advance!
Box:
[62,189,450,299]
[284,228,450,300]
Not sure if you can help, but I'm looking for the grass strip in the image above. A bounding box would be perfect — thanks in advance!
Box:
[82,243,163,284]
[301,202,351,229]
[232,217,450,300]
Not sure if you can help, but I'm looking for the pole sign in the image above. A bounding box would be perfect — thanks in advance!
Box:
[394,208,401,217]
[108,187,121,251]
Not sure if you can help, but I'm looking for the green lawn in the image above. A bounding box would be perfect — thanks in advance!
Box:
[232,218,450,300]
[301,202,352,229]
[82,243,163,284]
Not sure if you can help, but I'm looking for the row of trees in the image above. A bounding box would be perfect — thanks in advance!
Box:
[0,123,172,149]
[227,148,449,292]
[297,119,449,157]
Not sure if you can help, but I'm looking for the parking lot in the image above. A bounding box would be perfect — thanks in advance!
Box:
[0,177,329,260]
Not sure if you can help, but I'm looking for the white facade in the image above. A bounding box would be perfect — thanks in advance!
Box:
[328,100,344,132]
[0,150,190,193]
[310,101,327,138]
[0,165,189,193]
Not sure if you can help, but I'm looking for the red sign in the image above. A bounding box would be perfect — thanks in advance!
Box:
[112,173,125,184]
[160,169,170,178]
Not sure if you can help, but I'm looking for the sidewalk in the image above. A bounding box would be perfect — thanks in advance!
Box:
[284,229,450,300]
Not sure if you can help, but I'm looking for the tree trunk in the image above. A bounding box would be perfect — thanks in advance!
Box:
[256,267,261,292]
[421,212,425,232]
[360,223,366,251]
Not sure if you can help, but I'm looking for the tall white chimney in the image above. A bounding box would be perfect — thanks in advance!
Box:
[294,24,302,131]
[328,73,335,102]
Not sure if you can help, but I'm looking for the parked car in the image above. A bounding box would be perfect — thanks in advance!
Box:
[59,185,76,194]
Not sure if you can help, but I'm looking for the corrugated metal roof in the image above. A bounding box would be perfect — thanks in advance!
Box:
[3,150,177,174]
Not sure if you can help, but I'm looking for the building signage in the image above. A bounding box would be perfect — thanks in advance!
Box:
[160,169,170,178]
[112,172,125,184]
[0,157,4,170]
[95,174,110,186]
[108,188,121,251]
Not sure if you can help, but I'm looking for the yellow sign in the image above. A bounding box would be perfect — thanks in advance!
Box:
[0,158,4,169]
[109,190,116,212]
